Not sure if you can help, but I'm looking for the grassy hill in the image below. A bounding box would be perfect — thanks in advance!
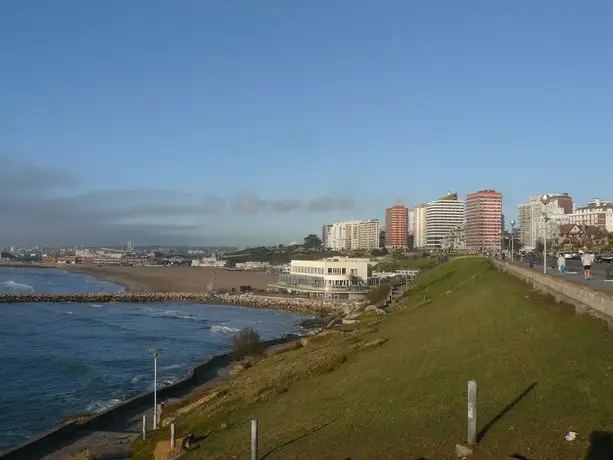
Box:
[134,257,613,459]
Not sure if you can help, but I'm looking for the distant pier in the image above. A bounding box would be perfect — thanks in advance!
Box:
[0,292,353,315]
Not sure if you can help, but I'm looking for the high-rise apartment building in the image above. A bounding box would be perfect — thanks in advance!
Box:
[408,208,415,235]
[517,193,573,250]
[385,205,409,248]
[324,219,380,251]
[321,224,333,248]
[425,193,465,249]
[357,219,380,250]
[412,204,427,248]
[465,189,503,250]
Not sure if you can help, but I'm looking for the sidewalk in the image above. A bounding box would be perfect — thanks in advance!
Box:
[547,269,613,296]
[513,259,613,296]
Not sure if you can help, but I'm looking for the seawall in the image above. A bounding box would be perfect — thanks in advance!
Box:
[0,335,300,460]
[0,292,359,315]
[492,260,613,323]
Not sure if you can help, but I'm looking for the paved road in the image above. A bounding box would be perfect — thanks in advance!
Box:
[513,257,613,293]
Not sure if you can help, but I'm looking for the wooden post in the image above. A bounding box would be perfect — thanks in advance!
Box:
[170,423,176,448]
[142,415,147,440]
[467,380,477,445]
[251,419,258,460]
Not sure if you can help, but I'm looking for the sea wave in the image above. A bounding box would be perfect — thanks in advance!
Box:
[130,307,193,321]
[209,325,240,333]
[1,280,35,292]
[85,398,122,413]
[157,375,181,388]
[159,309,193,320]
[161,363,187,371]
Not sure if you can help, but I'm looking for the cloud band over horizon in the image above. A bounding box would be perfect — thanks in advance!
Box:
[0,158,359,247]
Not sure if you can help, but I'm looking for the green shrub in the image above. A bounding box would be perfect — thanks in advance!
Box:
[230,328,265,360]
[368,283,391,305]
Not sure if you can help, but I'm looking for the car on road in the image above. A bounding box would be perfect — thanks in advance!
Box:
[596,252,613,263]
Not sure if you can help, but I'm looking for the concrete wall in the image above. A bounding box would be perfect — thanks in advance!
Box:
[0,335,296,460]
[492,261,613,322]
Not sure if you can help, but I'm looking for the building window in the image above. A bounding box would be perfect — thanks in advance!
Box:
[342,268,346,275]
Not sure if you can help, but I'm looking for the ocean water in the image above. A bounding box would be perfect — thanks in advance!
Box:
[0,267,309,450]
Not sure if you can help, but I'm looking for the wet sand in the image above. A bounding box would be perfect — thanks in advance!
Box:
[63,265,278,293]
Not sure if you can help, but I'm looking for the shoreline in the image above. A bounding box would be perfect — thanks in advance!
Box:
[0,262,279,293]
[0,266,341,459]
[0,262,147,292]
[0,332,313,460]
[0,263,361,316]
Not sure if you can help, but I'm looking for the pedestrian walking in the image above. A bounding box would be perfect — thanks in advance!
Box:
[529,253,535,268]
[557,253,566,274]
[581,250,595,280]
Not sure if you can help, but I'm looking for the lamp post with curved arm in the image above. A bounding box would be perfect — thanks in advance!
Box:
[510,220,516,262]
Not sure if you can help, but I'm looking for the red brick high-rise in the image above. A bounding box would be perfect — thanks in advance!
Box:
[465,189,503,250]
[385,205,409,248]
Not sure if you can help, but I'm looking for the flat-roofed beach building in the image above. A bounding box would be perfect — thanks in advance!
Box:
[270,257,376,299]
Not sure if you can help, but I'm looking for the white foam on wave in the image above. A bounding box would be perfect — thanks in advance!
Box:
[135,307,192,320]
[156,375,181,389]
[161,363,187,371]
[209,325,240,334]
[1,280,35,292]
[88,304,104,308]
[159,309,192,320]
[85,398,122,413]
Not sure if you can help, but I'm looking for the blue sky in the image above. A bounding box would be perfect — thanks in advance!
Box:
[1,0,612,246]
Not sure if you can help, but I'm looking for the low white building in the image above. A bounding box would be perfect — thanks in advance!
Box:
[270,257,376,299]
[235,261,270,270]
[191,256,225,267]
[567,198,613,232]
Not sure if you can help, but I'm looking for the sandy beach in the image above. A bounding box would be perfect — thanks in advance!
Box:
[0,261,279,293]
[63,265,279,293]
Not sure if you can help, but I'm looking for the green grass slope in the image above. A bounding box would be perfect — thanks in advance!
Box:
[134,257,613,459]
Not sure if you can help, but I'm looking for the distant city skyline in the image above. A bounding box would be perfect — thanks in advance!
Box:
[2,1,613,246]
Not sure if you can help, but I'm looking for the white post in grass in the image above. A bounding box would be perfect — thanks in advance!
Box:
[467,380,477,445]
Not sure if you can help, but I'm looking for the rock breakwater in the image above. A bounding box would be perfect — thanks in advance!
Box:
[0,292,357,315]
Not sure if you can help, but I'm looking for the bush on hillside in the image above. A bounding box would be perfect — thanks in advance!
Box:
[368,283,391,305]
[231,328,265,360]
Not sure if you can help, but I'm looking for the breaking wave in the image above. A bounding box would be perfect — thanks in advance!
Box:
[209,325,240,334]
[1,280,35,292]
[85,398,122,413]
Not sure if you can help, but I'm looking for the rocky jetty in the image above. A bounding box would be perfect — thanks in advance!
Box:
[0,291,359,315]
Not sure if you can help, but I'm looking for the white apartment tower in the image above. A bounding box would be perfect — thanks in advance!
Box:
[517,193,573,250]
[408,208,415,235]
[425,193,465,249]
[325,219,380,251]
[412,204,427,248]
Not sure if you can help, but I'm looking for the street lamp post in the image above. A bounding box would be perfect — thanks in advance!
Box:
[540,194,551,274]
[510,220,516,262]
[150,348,160,429]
